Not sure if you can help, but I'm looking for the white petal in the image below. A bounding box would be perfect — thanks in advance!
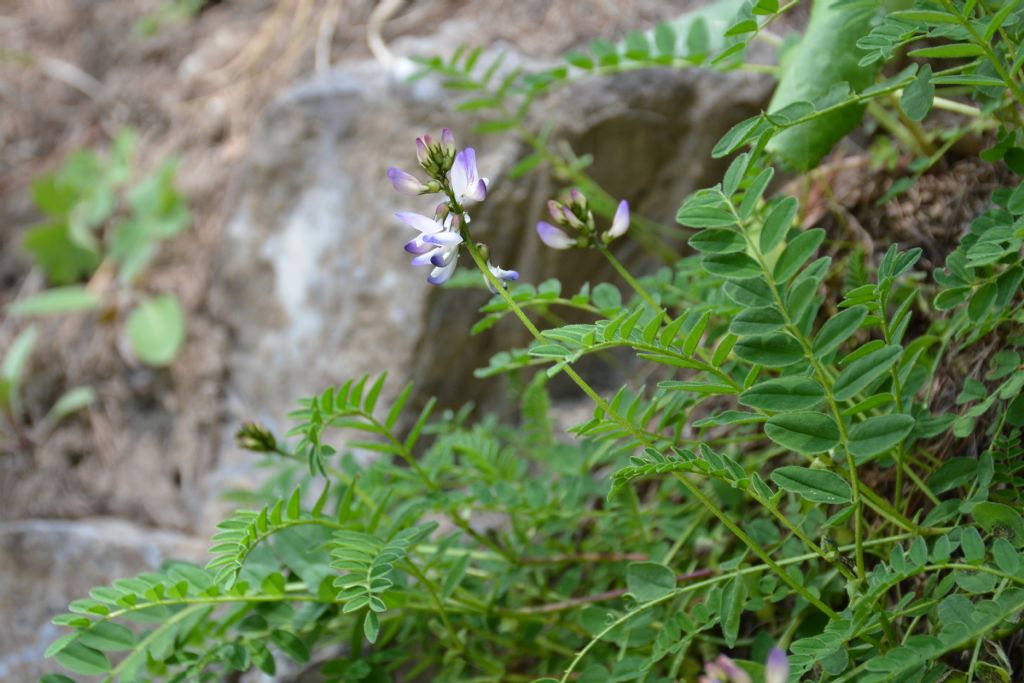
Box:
[450,150,470,200]
[395,211,441,234]
[427,258,458,285]
[410,250,437,266]
[431,246,458,267]
[465,178,487,203]
[424,232,463,247]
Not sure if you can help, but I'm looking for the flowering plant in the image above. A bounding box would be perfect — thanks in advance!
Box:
[41,1,1024,682]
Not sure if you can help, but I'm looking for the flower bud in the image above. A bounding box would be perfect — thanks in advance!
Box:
[236,422,278,453]
[387,167,429,196]
[765,648,789,683]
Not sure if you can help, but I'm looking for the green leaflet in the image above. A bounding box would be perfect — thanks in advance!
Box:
[832,345,902,401]
[764,411,840,453]
[771,465,852,504]
[812,306,868,356]
[739,376,825,411]
[627,562,677,602]
[847,414,915,463]
[733,332,804,367]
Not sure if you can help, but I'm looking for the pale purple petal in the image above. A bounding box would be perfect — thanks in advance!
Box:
[441,127,455,153]
[536,221,574,249]
[608,199,630,238]
[715,655,751,683]
[410,251,437,266]
[415,137,429,165]
[547,200,563,221]
[387,167,426,196]
[404,235,433,254]
[423,232,463,247]
[765,648,789,683]
[427,259,458,285]
[395,211,442,234]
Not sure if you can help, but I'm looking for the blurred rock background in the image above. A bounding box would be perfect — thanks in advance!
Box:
[0,0,771,678]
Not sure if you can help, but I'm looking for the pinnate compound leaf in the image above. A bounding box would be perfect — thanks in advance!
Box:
[771,465,851,504]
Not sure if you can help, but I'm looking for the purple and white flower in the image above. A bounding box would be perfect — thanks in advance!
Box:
[485,261,519,294]
[714,655,751,683]
[765,648,789,683]
[396,211,464,285]
[536,221,575,249]
[451,148,488,205]
[607,199,630,239]
[387,167,429,196]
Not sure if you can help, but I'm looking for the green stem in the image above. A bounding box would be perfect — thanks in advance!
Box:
[462,232,839,620]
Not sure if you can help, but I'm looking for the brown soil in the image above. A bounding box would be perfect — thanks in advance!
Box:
[0,0,694,529]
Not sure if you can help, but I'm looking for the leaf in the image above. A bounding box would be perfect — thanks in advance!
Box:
[627,562,676,602]
[771,465,852,503]
[832,345,901,401]
[270,629,310,663]
[77,622,135,652]
[847,414,915,463]
[40,675,77,683]
[702,252,762,279]
[900,64,933,121]
[812,306,867,356]
[689,228,746,253]
[739,376,825,411]
[55,642,110,676]
[764,0,878,169]
[23,223,101,286]
[46,386,96,421]
[730,307,785,336]
[760,196,799,253]
[364,611,380,643]
[9,286,101,316]
[126,295,186,366]
[721,577,747,647]
[972,502,1024,548]
[764,412,840,453]
[733,332,804,367]
[907,43,984,59]
[773,228,825,282]
[992,538,1020,574]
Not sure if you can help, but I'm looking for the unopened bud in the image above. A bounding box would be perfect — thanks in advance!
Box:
[236,422,278,453]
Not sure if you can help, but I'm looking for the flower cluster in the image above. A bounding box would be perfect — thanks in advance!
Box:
[536,188,630,249]
[698,648,788,683]
[388,129,517,291]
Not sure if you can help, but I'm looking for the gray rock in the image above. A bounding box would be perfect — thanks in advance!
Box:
[0,518,206,681]
[213,58,770,425]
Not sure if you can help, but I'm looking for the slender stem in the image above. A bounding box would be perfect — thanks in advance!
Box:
[462,232,840,619]
[403,558,464,653]
[597,244,668,322]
